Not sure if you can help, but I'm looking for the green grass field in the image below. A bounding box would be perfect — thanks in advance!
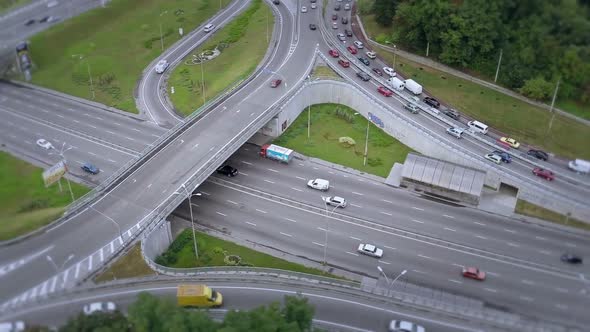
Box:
[169,0,271,116]
[0,0,31,15]
[0,152,89,241]
[272,103,413,178]
[157,229,341,279]
[26,0,232,113]
[95,243,156,282]
[515,200,589,230]
[311,65,340,80]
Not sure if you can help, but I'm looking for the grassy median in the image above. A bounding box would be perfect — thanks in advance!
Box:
[273,103,413,178]
[0,152,89,241]
[26,0,232,113]
[169,0,272,116]
[515,200,589,230]
[95,243,156,282]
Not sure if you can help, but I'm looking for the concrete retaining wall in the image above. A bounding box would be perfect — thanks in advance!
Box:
[143,220,173,262]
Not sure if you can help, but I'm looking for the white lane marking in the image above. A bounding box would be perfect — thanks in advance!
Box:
[88,125,97,129]
[131,128,141,132]
[350,236,362,241]
[507,242,520,247]
[448,279,463,284]
[418,254,433,260]
[444,227,456,232]
[256,209,267,214]
[539,250,551,255]
[126,137,136,141]
[383,246,396,250]
[99,248,104,262]
[108,159,117,163]
[268,168,279,173]
[504,228,516,233]
[486,271,500,277]
[381,199,393,204]
[521,279,535,285]
[227,200,238,205]
[535,236,546,240]
[412,219,424,224]
[88,152,97,156]
[241,161,252,165]
[565,242,577,248]
[245,221,257,226]
[378,261,391,265]
[280,232,292,238]
[342,174,348,177]
[200,191,210,196]
[317,227,327,232]
[484,288,497,293]
[412,207,424,211]
[357,178,365,182]
[283,217,297,223]
[73,119,80,123]
[452,263,464,268]
[328,171,334,174]
[475,235,487,239]
[264,179,275,184]
[474,222,486,226]
[114,122,122,126]
[519,296,533,302]
[351,191,364,196]
[346,252,359,256]
[192,143,199,150]
[88,255,92,270]
[350,204,362,208]
[146,184,152,189]
[380,211,392,216]
[110,241,114,254]
[106,130,115,135]
[240,172,249,176]
[556,287,569,293]
[412,269,425,274]
[296,176,306,180]
[75,263,81,279]
[313,242,325,247]
[56,114,64,118]
[291,187,303,192]
[443,215,455,219]
[216,212,227,217]
[556,304,568,310]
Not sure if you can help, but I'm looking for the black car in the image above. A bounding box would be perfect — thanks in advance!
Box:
[527,149,549,161]
[334,4,341,11]
[81,163,100,175]
[358,57,370,66]
[356,72,370,81]
[423,96,440,109]
[492,150,512,163]
[561,253,583,264]
[309,24,317,30]
[217,165,238,177]
[345,29,353,37]
[273,0,280,4]
[39,16,50,23]
[442,108,460,120]
[372,68,383,76]
[24,19,36,26]
[341,17,348,24]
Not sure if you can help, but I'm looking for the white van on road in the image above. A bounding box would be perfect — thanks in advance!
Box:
[203,23,215,33]
[307,179,330,191]
[568,159,590,174]
[467,120,488,135]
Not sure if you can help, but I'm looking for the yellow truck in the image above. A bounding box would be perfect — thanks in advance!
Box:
[177,284,223,307]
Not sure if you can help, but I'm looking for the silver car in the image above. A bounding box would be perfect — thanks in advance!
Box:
[446,127,464,139]
[337,33,346,41]
[357,244,383,258]
[388,320,425,332]
[322,196,347,208]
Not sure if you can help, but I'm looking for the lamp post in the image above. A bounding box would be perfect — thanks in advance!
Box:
[159,10,168,51]
[90,206,123,242]
[321,197,343,267]
[180,184,202,260]
[378,266,407,296]
[307,75,311,139]
[46,254,75,273]
[392,44,397,72]
[354,113,370,166]
[71,54,94,99]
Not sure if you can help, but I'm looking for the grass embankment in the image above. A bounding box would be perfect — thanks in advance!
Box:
[27,0,232,113]
[0,0,32,15]
[0,152,89,241]
[156,230,341,279]
[515,200,589,231]
[311,65,340,80]
[95,243,156,282]
[272,103,412,178]
[169,0,272,116]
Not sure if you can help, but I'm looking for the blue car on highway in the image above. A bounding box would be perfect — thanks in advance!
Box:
[81,163,100,174]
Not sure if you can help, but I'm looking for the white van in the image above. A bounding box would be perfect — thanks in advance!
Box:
[203,24,215,33]
[307,179,330,191]
[568,159,590,174]
[467,120,488,135]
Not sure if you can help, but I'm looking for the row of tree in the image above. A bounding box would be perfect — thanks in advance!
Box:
[367,0,590,107]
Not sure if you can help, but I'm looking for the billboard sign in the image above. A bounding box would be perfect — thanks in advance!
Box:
[42,161,67,187]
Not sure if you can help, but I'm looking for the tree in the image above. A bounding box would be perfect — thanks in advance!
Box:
[519,77,554,101]
[372,0,397,27]
[59,311,130,332]
[282,295,315,331]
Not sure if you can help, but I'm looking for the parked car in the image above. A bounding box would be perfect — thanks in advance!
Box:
[462,267,486,281]
[358,57,370,66]
[500,137,520,149]
[492,150,512,163]
[377,86,393,97]
[36,139,54,150]
[322,196,347,207]
[423,96,440,109]
[81,163,99,175]
[484,153,502,164]
[301,6,307,12]
[309,24,317,30]
[442,107,460,120]
[446,127,464,139]
[561,253,583,264]
[338,59,350,68]
[345,29,353,37]
[527,149,548,161]
[532,167,554,181]
[217,165,238,177]
[155,59,169,74]
[383,67,395,77]
[270,79,282,88]
[372,68,383,76]
[366,51,376,59]
[337,33,346,41]
[83,302,116,315]
[388,320,425,332]
[353,41,364,49]
[328,49,339,58]
[307,178,329,191]
[357,243,383,258]
[356,72,370,81]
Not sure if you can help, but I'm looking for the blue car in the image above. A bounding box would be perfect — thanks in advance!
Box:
[81,163,99,174]
[492,150,512,163]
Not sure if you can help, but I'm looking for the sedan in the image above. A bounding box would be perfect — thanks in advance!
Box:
[358,57,370,66]
[423,96,440,108]
[24,19,36,26]
[484,153,502,164]
[446,127,464,139]
[443,108,460,120]
[527,149,548,161]
[341,17,348,24]
[532,167,554,181]
[337,33,346,41]
[155,59,169,74]
[366,51,376,59]
[388,320,425,332]
[217,165,238,177]
[270,79,282,88]
[372,68,383,76]
[500,137,520,149]
[345,29,353,37]
[328,49,339,58]
[377,86,393,97]
[561,253,583,264]
[309,24,317,30]
[39,16,50,23]
[462,267,486,281]
[357,244,383,258]
[301,6,307,12]
[338,59,350,68]
[346,46,357,54]
[311,3,317,9]
[81,163,99,175]
[383,66,395,77]
[332,14,338,20]
[322,196,347,207]
[36,139,54,150]
[83,302,116,315]
[356,72,370,81]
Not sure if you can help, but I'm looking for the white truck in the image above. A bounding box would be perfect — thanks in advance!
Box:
[568,159,590,174]
[388,77,405,91]
[404,79,423,95]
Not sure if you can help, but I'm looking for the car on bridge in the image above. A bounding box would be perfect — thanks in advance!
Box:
[462,267,486,281]
[527,149,549,161]
[377,86,393,97]
[217,165,238,177]
[484,153,502,164]
[532,167,554,181]
[500,136,520,149]
[338,59,350,68]
[155,60,169,74]
[270,79,282,88]
[347,45,357,54]
[322,196,347,207]
[83,301,117,315]
[372,68,383,76]
[81,163,100,175]
[357,243,383,258]
[358,57,370,66]
[328,49,339,58]
[492,150,512,163]
[388,320,425,332]
[446,127,464,139]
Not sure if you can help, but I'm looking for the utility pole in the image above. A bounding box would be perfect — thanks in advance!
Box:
[494,49,503,83]
[545,78,561,141]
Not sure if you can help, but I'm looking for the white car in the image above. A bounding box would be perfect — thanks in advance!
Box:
[36,139,54,150]
[301,6,307,12]
[155,59,169,74]
[484,153,502,164]
[383,67,396,77]
[337,33,346,41]
[322,196,347,208]
[388,320,425,332]
[332,22,338,29]
[357,243,383,258]
[446,127,464,139]
[311,3,317,9]
[366,51,376,59]
[307,178,330,191]
[353,41,364,49]
[203,23,215,33]
[83,301,117,315]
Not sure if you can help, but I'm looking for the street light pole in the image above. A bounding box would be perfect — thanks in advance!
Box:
[392,45,397,72]
[363,118,369,166]
[181,184,201,260]
[377,267,407,296]
[91,206,122,241]
[322,197,342,266]
[159,10,168,51]
[307,75,311,140]
[494,48,503,83]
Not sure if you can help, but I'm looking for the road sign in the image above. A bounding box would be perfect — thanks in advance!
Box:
[42,160,67,187]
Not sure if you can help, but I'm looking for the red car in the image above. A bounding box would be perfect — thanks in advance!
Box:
[332,14,338,20]
[532,167,555,181]
[270,79,282,88]
[338,59,350,68]
[377,86,393,97]
[372,68,383,76]
[462,267,486,281]
[328,49,339,58]
[347,45,357,54]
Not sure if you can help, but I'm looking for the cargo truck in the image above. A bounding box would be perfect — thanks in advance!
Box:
[404,79,423,95]
[260,144,293,163]
[177,284,223,307]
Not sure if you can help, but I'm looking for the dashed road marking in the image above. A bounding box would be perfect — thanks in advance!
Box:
[383,246,396,250]
[264,179,275,184]
[448,279,462,284]
[350,203,362,208]
[443,215,455,219]
[476,235,487,239]
[291,187,303,192]
[245,221,256,226]
[313,242,324,247]
[352,192,364,196]
[412,207,424,211]
[381,199,393,204]
[444,227,456,232]
[484,288,497,293]
[227,200,238,205]
[474,222,486,226]
[379,261,391,265]
[267,168,279,173]
[283,217,297,223]
[280,232,292,237]
[504,228,516,233]
[350,236,362,241]
[216,212,227,216]
[256,209,267,214]
[521,279,535,285]
[241,161,252,165]
[412,219,424,224]
[346,252,359,256]
[519,296,533,302]
[380,211,392,216]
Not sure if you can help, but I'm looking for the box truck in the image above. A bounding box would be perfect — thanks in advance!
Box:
[404,79,423,95]
[177,284,223,307]
[260,144,293,163]
[388,77,405,91]
[568,159,590,174]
